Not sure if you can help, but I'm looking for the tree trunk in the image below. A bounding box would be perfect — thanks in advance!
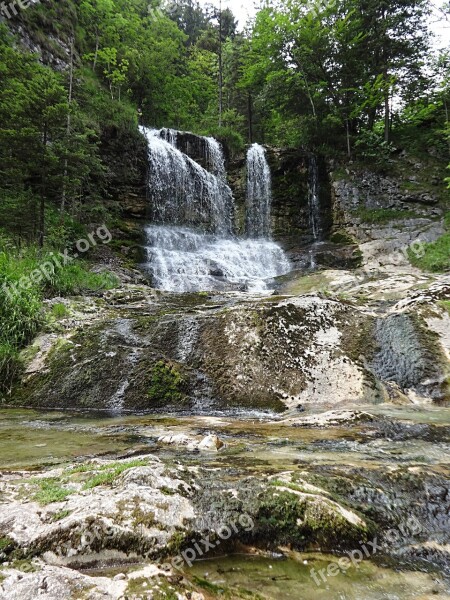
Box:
[384,72,390,143]
[93,31,99,70]
[61,40,74,215]
[39,126,48,248]
[248,93,253,144]
[218,0,223,127]
[346,119,351,158]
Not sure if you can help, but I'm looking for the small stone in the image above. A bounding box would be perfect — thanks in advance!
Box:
[113,573,126,581]
[197,435,225,451]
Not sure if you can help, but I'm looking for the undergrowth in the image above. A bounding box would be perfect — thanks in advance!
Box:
[0,238,118,396]
[408,212,450,272]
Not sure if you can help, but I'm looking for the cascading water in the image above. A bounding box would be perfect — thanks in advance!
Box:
[308,155,322,241]
[159,127,178,147]
[140,127,290,293]
[204,136,227,180]
[144,225,290,292]
[140,126,234,235]
[246,144,272,238]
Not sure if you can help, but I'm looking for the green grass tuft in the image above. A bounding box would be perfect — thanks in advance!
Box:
[82,459,148,490]
[32,478,73,505]
[50,303,69,319]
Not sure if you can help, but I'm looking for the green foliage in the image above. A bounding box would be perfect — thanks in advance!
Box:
[354,130,396,165]
[147,361,186,404]
[46,264,118,296]
[208,126,245,157]
[51,303,69,319]
[0,241,118,395]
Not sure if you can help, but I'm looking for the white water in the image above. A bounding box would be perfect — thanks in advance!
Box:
[159,127,178,147]
[144,225,290,293]
[246,144,272,238]
[140,127,291,293]
[309,155,322,241]
[204,136,227,180]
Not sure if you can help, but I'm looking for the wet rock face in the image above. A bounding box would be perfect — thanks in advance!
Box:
[372,314,450,402]
[10,286,450,412]
[12,293,378,412]
[199,296,379,410]
[331,168,441,215]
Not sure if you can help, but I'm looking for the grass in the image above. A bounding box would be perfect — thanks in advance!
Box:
[440,301,450,315]
[51,509,72,521]
[82,459,148,490]
[32,478,73,505]
[50,303,69,319]
[353,207,418,224]
[408,234,450,272]
[408,212,450,272]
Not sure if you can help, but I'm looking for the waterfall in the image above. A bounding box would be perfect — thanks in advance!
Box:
[159,127,178,147]
[144,225,290,293]
[204,136,227,180]
[308,155,322,241]
[140,126,234,236]
[140,127,291,293]
[246,144,272,238]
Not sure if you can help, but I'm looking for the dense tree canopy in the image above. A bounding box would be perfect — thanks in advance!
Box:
[0,0,449,245]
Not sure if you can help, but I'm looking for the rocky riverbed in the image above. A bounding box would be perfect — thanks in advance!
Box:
[1,403,450,599]
[1,252,450,599]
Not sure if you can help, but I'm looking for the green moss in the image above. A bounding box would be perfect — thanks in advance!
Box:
[167,530,186,554]
[131,506,157,529]
[0,537,14,552]
[160,485,177,496]
[51,509,72,521]
[192,576,224,594]
[10,559,39,573]
[270,479,323,495]
[329,230,358,245]
[440,301,450,315]
[256,489,371,550]
[147,361,186,404]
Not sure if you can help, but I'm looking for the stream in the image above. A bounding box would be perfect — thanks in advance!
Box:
[1,406,450,598]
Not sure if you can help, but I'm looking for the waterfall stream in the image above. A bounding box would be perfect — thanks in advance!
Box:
[140,127,290,292]
[246,143,272,238]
